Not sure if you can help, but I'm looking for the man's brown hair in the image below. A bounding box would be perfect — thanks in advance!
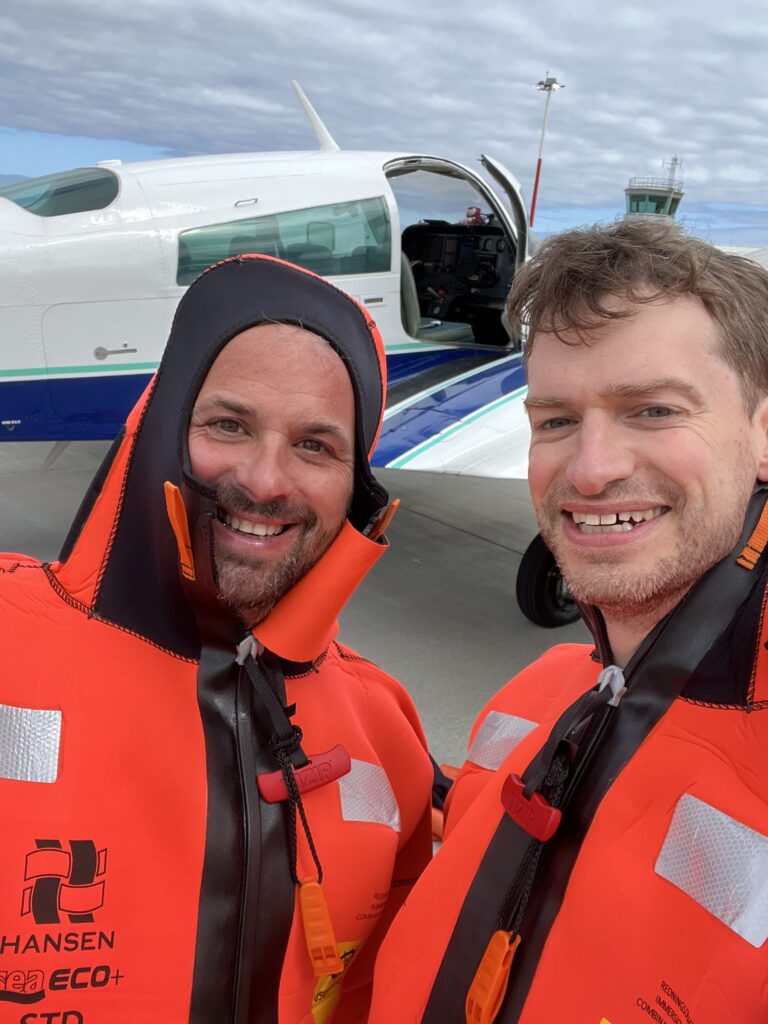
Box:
[507,218,768,412]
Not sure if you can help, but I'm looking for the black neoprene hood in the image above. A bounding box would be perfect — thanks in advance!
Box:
[172,257,389,530]
[60,255,390,658]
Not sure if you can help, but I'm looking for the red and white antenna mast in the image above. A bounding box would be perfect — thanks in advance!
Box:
[529,72,564,229]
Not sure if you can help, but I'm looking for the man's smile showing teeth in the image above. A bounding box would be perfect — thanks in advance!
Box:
[221,512,288,537]
[569,507,667,534]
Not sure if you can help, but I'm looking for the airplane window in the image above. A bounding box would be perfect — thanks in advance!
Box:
[176,196,391,285]
[389,169,494,229]
[0,168,119,217]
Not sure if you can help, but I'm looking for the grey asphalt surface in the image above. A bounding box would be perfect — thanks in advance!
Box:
[0,441,589,765]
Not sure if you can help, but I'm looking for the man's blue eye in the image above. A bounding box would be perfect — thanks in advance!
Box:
[644,407,673,418]
[542,417,572,430]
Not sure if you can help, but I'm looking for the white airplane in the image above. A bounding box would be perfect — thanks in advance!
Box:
[0,84,572,626]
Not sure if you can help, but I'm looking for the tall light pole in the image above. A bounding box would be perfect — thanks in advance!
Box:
[529,72,563,228]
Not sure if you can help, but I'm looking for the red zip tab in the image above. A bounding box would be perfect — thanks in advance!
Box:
[299,878,343,977]
[465,929,521,1024]
[257,744,351,803]
[501,773,561,842]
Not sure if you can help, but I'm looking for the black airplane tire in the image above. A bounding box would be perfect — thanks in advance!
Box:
[516,533,580,628]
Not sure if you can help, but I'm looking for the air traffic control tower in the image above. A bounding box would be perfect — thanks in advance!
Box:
[625,155,684,219]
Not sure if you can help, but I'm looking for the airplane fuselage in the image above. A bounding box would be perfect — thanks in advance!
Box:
[0,148,531,476]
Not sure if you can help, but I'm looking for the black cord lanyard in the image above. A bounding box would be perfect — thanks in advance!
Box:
[241,645,344,977]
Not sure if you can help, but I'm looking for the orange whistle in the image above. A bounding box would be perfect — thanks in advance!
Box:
[299,878,343,977]
[465,929,521,1024]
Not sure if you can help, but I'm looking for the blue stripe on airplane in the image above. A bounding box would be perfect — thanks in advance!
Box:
[385,346,483,385]
[371,355,527,466]
[0,375,152,442]
[0,348,521,447]
[0,353,451,442]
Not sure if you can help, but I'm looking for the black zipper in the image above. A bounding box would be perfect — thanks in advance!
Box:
[188,646,295,1023]
[232,664,261,1022]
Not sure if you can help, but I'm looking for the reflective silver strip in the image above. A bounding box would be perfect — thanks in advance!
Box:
[0,703,61,783]
[655,793,768,947]
[466,711,538,771]
[338,759,400,833]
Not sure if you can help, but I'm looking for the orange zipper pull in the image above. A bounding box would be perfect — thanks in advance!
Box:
[163,481,196,580]
[465,929,521,1024]
[365,499,400,541]
[299,878,343,977]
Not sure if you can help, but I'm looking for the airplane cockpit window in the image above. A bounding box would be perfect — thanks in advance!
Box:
[0,168,119,217]
[176,196,391,285]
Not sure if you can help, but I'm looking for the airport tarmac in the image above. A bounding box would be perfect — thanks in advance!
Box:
[0,441,589,766]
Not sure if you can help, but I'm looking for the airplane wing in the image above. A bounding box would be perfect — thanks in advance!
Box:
[374,351,529,479]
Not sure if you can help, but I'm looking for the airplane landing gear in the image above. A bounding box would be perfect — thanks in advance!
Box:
[516,533,580,628]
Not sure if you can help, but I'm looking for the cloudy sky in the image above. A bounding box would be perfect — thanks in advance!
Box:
[1,0,767,242]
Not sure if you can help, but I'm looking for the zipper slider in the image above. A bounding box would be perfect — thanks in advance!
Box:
[363,499,400,541]
[257,744,351,802]
[500,773,561,841]
[299,878,343,977]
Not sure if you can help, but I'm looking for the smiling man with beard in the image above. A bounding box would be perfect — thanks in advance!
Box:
[0,256,432,1024]
[370,220,768,1024]
[188,322,358,627]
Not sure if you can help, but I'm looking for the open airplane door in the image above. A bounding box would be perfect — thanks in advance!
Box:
[377,153,532,476]
[479,154,530,267]
[379,152,577,626]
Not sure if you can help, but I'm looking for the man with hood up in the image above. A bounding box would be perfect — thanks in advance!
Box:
[0,255,433,1023]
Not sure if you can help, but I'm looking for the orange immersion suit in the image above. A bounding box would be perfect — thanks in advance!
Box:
[0,256,432,1023]
[371,490,768,1024]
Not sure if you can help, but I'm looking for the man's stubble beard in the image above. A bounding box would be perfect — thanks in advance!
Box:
[536,461,756,622]
[212,483,345,627]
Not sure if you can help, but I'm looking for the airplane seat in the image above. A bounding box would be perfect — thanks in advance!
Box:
[283,242,338,276]
[399,251,476,344]
[177,239,194,284]
[343,246,370,275]
[360,246,391,272]
[400,251,422,337]
[345,245,390,274]
[227,214,285,260]
[228,234,280,259]
[500,303,518,347]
